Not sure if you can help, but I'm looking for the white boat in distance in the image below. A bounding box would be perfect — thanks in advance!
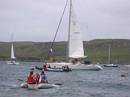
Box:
[7,34,19,65]
[103,64,118,67]
[47,0,102,71]
[47,62,102,71]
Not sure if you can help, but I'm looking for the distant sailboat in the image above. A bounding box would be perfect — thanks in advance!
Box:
[7,33,19,65]
[47,0,102,70]
[103,44,118,67]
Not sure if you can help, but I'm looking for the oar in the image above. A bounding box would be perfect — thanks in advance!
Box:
[54,82,63,85]
[17,78,25,82]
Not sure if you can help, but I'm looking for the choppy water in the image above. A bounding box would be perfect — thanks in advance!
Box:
[0,61,130,97]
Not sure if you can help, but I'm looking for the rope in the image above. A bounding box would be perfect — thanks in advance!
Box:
[47,0,69,59]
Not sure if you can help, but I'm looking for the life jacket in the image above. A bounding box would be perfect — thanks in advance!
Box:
[27,73,36,84]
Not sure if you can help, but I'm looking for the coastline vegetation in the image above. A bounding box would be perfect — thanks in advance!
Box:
[0,39,130,64]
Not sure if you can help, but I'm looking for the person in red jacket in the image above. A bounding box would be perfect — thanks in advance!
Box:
[27,68,37,84]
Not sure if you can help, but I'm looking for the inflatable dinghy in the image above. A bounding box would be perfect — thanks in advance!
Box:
[35,66,71,72]
[20,82,59,89]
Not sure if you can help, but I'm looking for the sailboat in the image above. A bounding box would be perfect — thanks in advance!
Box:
[47,0,103,70]
[103,44,118,67]
[7,34,19,65]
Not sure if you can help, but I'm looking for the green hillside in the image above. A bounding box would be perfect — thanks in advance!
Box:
[0,39,130,64]
[84,39,130,64]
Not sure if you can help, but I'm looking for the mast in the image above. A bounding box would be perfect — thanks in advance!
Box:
[67,0,72,59]
[108,44,111,64]
[68,0,72,36]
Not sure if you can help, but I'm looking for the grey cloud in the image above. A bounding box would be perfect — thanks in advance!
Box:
[0,0,130,42]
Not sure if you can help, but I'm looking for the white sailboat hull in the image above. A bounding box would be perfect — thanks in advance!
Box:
[47,62,103,71]
[6,61,19,65]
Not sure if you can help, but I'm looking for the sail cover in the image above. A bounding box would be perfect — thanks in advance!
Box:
[68,0,85,58]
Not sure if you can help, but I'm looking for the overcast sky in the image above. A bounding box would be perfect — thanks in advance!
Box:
[0,0,130,42]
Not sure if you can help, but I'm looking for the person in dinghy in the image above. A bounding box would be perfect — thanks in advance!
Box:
[39,69,48,83]
[27,68,37,84]
[21,68,61,89]
[42,63,48,70]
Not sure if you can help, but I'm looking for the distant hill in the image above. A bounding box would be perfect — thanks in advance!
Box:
[0,39,130,64]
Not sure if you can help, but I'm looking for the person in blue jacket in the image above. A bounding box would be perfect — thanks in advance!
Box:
[39,69,48,83]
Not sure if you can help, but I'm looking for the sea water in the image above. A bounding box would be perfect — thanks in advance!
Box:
[0,61,130,97]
